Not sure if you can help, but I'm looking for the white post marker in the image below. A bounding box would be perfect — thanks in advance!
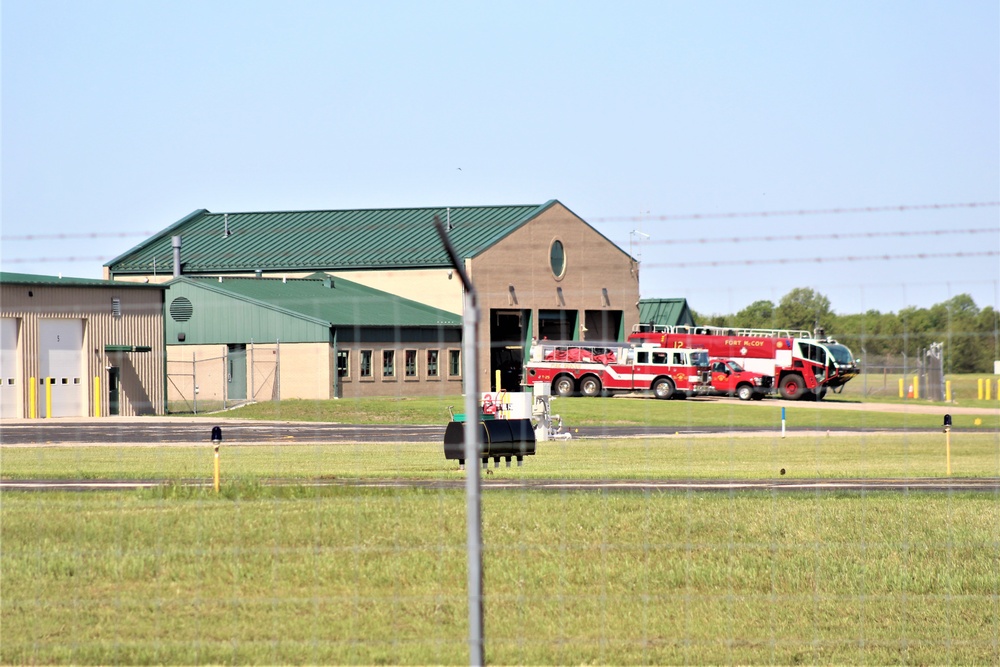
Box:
[781,406,786,438]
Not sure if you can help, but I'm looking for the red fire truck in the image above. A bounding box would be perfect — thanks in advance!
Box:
[522,340,712,399]
[628,325,858,400]
[708,359,773,400]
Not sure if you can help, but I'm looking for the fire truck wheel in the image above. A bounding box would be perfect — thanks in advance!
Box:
[779,375,805,400]
[580,376,602,397]
[653,378,675,400]
[553,375,576,397]
[736,384,754,401]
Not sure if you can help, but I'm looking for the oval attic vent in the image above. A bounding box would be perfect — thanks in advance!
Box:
[169,297,193,322]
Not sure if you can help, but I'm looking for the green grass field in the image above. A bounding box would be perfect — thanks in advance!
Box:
[2,487,998,665]
[3,398,999,664]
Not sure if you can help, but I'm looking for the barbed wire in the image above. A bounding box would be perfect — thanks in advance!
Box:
[591,200,1000,223]
[635,228,997,246]
[6,249,998,268]
[644,250,999,269]
[3,200,997,243]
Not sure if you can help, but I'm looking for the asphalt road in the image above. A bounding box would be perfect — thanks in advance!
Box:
[3,416,997,494]
[0,419,971,446]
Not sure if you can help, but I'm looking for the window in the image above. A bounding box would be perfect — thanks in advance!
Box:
[337,350,350,378]
[549,239,566,279]
[448,349,462,377]
[405,349,417,377]
[427,350,439,377]
[383,350,395,377]
[636,351,649,364]
[673,352,684,365]
[360,350,373,378]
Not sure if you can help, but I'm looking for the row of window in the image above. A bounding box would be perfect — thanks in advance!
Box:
[336,348,461,381]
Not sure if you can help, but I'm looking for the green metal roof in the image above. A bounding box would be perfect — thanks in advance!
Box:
[0,271,162,288]
[638,298,696,328]
[174,275,461,328]
[107,202,561,275]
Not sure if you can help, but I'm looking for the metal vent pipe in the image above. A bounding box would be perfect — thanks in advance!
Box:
[172,236,182,277]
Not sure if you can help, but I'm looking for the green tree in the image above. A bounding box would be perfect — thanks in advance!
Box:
[735,300,776,329]
[775,288,833,333]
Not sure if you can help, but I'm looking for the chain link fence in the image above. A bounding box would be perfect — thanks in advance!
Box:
[855,342,945,400]
[166,343,281,413]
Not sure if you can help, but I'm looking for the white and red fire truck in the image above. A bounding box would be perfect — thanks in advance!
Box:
[522,340,712,399]
[628,325,859,400]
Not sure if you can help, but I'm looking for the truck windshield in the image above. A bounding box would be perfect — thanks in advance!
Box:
[691,351,709,366]
[726,361,745,372]
[824,344,855,366]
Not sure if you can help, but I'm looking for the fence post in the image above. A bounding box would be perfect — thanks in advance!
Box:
[193,352,198,415]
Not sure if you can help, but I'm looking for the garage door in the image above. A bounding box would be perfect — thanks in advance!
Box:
[0,318,18,418]
[39,319,85,417]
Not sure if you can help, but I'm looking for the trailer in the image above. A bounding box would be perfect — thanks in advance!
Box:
[628,325,858,400]
[522,340,712,399]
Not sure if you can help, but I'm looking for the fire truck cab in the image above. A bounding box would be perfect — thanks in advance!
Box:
[522,340,712,399]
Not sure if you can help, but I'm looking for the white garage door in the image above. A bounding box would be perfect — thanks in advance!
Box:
[0,318,18,418]
[39,319,85,418]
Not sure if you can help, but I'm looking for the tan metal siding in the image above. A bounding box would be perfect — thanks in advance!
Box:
[0,284,165,417]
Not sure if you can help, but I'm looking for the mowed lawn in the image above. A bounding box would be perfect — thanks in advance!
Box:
[3,427,1000,665]
[2,487,998,665]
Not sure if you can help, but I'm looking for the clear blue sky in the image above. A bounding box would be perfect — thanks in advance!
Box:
[3,0,998,317]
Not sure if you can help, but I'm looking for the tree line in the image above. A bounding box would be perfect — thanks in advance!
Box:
[693,288,1000,374]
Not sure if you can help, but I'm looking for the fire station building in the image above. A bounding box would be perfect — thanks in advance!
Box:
[105,200,640,397]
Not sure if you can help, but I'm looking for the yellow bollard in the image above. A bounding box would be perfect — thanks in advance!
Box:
[898,378,904,398]
[946,428,951,476]
[944,414,952,476]
[987,380,993,401]
[978,378,984,400]
[913,375,919,400]
[214,445,220,493]
[495,369,502,393]
[45,378,52,418]
[93,376,101,418]
[29,377,36,419]
[945,380,952,403]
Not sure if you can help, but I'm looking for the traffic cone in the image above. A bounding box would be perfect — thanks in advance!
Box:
[907,384,914,399]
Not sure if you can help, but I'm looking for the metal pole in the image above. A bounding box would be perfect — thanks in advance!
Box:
[434,216,485,665]
[461,289,484,665]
